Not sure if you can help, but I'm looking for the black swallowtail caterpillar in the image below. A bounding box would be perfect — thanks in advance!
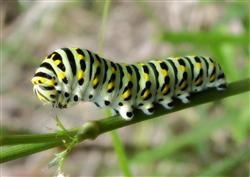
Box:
[31,48,227,120]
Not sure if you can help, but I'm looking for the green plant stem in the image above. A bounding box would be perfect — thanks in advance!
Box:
[0,129,79,145]
[1,142,60,163]
[0,78,249,163]
[159,32,248,45]
[111,131,132,177]
[98,0,111,55]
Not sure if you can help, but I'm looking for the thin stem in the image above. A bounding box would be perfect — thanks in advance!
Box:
[0,129,79,145]
[111,131,133,177]
[98,0,111,56]
[1,142,60,163]
[0,78,249,163]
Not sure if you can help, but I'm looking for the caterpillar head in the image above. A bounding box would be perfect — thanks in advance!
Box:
[32,49,83,109]
[31,67,62,108]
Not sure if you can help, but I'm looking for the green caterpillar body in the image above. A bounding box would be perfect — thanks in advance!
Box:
[32,48,227,120]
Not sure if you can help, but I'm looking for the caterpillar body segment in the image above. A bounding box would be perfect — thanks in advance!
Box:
[32,48,227,120]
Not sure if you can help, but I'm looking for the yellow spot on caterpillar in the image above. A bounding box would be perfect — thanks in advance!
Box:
[143,73,149,81]
[38,78,46,84]
[210,74,215,82]
[54,60,61,65]
[92,77,99,86]
[161,69,168,77]
[77,54,84,60]
[47,80,55,86]
[32,76,55,86]
[180,81,187,90]
[195,77,202,85]
[107,82,114,90]
[196,63,202,69]
[122,89,131,99]
[77,71,84,80]
[111,67,116,73]
[58,72,65,80]
[180,65,186,72]
[142,89,150,99]
[128,73,132,80]
[162,85,169,94]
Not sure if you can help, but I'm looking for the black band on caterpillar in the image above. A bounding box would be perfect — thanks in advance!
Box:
[31,48,227,120]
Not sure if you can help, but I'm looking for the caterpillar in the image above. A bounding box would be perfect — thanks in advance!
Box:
[31,48,227,120]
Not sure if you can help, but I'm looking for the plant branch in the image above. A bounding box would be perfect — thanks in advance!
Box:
[0,78,249,163]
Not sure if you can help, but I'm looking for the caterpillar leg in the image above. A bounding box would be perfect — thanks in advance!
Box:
[193,87,203,92]
[216,83,227,91]
[104,95,112,106]
[117,104,134,120]
[215,74,227,91]
[159,98,174,109]
[140,102,155,115]
[177,93,191,104]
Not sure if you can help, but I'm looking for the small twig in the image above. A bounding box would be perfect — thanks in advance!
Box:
[0,78,249,163]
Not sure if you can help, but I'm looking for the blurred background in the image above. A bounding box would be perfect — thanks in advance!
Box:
[1,0,249,176]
